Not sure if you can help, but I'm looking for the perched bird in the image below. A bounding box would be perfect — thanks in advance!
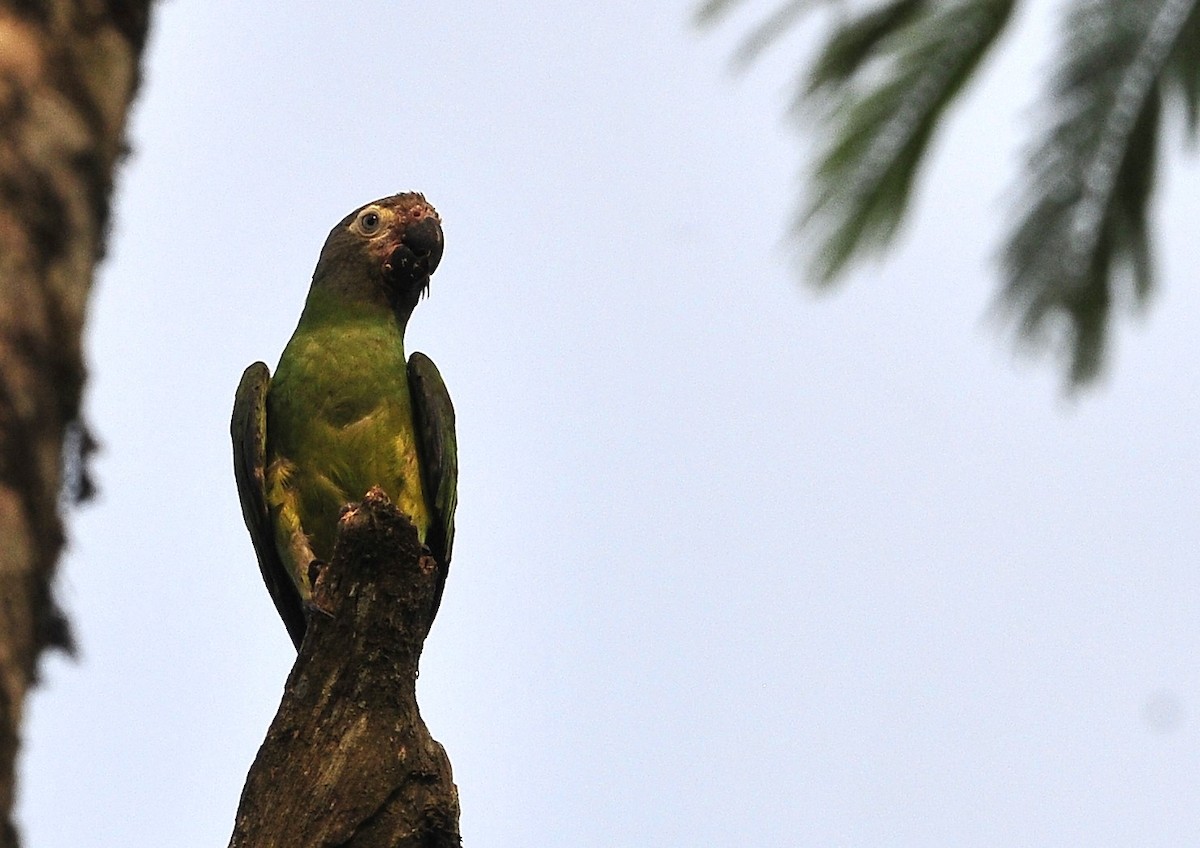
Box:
[231,193,457,649]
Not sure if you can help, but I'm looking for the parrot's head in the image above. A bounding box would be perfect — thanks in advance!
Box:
[313,192,444,319]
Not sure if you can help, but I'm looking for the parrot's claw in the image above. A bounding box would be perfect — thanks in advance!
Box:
[304,597,335,619]
[307,558,326,589]
[305,558,335,618]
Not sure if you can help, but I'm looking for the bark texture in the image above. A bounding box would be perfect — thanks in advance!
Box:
[229,488,461,848]
[0,2,151,844]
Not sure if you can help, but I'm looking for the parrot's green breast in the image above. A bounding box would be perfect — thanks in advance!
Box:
[264,307,430,598]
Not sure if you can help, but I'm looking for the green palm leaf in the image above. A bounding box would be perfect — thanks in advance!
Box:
[798,0,1016,282]
[1003,0,1199,384]
[703,0,1200,385]
[1162,2,1200,135]
[804,0,928,97]
[694,0,752,25]
[695,0,829,67]
[732,0,821,69]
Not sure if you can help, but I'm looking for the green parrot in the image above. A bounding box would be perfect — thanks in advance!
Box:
[231,192,457,649]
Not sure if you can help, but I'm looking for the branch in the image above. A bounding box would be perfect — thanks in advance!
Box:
[228,488,461,848]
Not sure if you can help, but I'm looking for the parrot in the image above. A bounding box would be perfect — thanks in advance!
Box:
[231,192,457,650]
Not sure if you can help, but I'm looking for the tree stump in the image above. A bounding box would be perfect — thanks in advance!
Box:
[228,488,460,847]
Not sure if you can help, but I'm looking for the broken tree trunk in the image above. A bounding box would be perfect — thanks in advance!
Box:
[228,488,461,848]
[0,3,152,845]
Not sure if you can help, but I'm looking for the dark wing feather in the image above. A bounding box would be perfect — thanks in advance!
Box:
[407,351,458,622]
[232,362,306,648]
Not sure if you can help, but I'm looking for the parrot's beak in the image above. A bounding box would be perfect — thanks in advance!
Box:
[405,217,444,276]
[382,216,443,296]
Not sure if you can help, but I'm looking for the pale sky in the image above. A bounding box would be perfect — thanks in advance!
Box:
[18,1,1200,845]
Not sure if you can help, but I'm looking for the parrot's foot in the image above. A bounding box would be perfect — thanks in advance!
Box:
[307,558,326,589]
[306,558,335,618]
[304,597,335,619]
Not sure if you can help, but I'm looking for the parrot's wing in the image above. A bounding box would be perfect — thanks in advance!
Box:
[407,351,458,621]
[232,362,306,648]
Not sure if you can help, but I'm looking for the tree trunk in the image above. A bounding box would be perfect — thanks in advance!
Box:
[0,2,151,844]
[229,488,461,848]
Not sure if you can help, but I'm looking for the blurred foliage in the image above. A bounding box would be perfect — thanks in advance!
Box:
[700,0,1200,386]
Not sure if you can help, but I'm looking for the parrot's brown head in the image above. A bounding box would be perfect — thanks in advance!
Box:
[313,192,444,318]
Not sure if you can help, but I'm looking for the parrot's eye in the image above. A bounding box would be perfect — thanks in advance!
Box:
[357,210,382,235]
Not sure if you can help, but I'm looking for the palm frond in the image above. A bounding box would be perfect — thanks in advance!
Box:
[804,0,928,95]
[731,0,820,69]
[695,0,752,26]
[797,0,1016,283]
[1002,0,1199,384]
[1161,0,1200,138]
